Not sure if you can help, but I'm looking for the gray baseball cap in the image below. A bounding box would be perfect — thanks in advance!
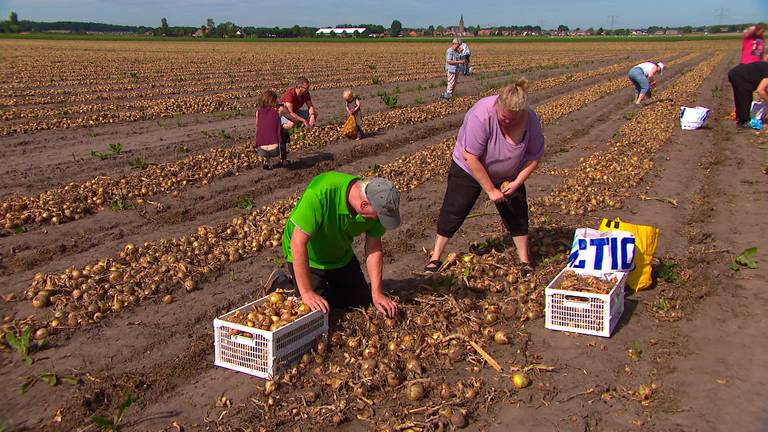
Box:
[364,177,401,230]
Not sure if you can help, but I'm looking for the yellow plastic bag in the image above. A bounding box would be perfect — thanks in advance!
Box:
[341,115,357,139]
[598,217,659,292]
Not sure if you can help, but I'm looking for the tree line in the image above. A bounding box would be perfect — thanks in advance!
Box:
[0,12,757,38]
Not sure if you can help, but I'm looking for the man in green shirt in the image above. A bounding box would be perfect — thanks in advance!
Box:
[278,171,401,317]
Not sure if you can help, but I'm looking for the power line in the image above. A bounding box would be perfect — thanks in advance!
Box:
[715,8,727,25]
[608,15,618,30]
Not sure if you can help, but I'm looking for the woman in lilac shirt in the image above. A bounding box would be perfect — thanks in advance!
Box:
[425,79,544,277]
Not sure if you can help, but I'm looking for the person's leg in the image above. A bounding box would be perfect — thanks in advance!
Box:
[629,68,649,104]
[446,72,456,97]
[286,263,331,300]
[325,256,372,309]
[429,162,483,266]
[494,183,530,264]
[729,75,753,124]
[464,55,471,75]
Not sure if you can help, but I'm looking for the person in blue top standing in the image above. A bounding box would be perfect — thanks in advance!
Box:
[441,38,466,100]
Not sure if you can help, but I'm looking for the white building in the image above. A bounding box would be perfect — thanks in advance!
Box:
[316,27,367,36]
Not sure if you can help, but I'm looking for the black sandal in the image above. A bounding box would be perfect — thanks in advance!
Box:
[519,262,535,279]
[424,260,443,273]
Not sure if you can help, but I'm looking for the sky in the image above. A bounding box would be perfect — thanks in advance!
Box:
[1,0,766,29]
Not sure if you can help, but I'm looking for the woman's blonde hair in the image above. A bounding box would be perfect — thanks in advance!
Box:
[496,78,529,112]
[257,90,279,109]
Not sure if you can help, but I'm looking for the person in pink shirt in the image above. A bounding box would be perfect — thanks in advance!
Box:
[424,79,545,277]
[741,23,766,64]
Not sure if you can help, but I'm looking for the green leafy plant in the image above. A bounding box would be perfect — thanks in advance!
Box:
[627,341,642,361]
[5,327,39,365]
[730,247,758,271]
[91,390,140,431]
[367,63,377,70]
[711,85,721,98]
[13,226,28,233]
[110,198,135,211]
[175,145,190,153]
[20,372,79,394]
[218,129,232,140]
[91,150,110,160]
[108,143,123,155]
[414,98,424,105]
[623,111,636,120]
[379,92,398,109]
[128,157,149,170]
[128,71,138,80]
[657,260,680,283]
[652,297,671,312]
[236,197,254,211]
[228,271,238,282]
[371,77,380,85]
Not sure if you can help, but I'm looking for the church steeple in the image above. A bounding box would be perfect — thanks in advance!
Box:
[459,15,465,34]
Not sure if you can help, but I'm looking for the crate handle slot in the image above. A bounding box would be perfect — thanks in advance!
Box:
[232,334,258,347]
[563,295,591,309]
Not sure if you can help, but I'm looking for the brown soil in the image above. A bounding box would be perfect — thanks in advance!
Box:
[2,42,765,432]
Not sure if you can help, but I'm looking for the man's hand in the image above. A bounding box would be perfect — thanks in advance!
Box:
[301,289,329,313]
[501,180,520,196]
[372,292,397,318]
[487,188,506,203]
[308,116,316,128]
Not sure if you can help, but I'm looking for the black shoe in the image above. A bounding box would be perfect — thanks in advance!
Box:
[736,122,751,129]
[519,263,535,279]
[265,269,293,293]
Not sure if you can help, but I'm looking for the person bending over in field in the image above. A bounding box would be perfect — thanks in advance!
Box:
[280,76,318,156]
[270,172,401,317]
[343,88,364,140]
[627,61,664,105]
[727,60,768,128]
[425,79,544,278]
[254,90,289,169]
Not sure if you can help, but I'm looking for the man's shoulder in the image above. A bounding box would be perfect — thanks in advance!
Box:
[308,171,357,190]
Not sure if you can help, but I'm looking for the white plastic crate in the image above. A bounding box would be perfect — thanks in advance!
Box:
[214,296,327,379]
[545,268,627,337]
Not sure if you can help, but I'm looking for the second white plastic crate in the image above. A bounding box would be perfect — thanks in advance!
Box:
[213,296,327,379]
[545,267,627,337]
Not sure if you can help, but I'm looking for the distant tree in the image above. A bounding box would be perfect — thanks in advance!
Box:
[425,25,435,36]
[206,18,215,36]
[557,24,569,32]
[597,27,604,35]
[161,17,168,35]
[390,19,402,37]
[680,26,693,34]
[436,25,445,34]
[292,24,301,37]
[9,11,18,23]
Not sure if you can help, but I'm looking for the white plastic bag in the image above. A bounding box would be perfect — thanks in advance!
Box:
[679,106,709,130]
[567,228,636,277]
